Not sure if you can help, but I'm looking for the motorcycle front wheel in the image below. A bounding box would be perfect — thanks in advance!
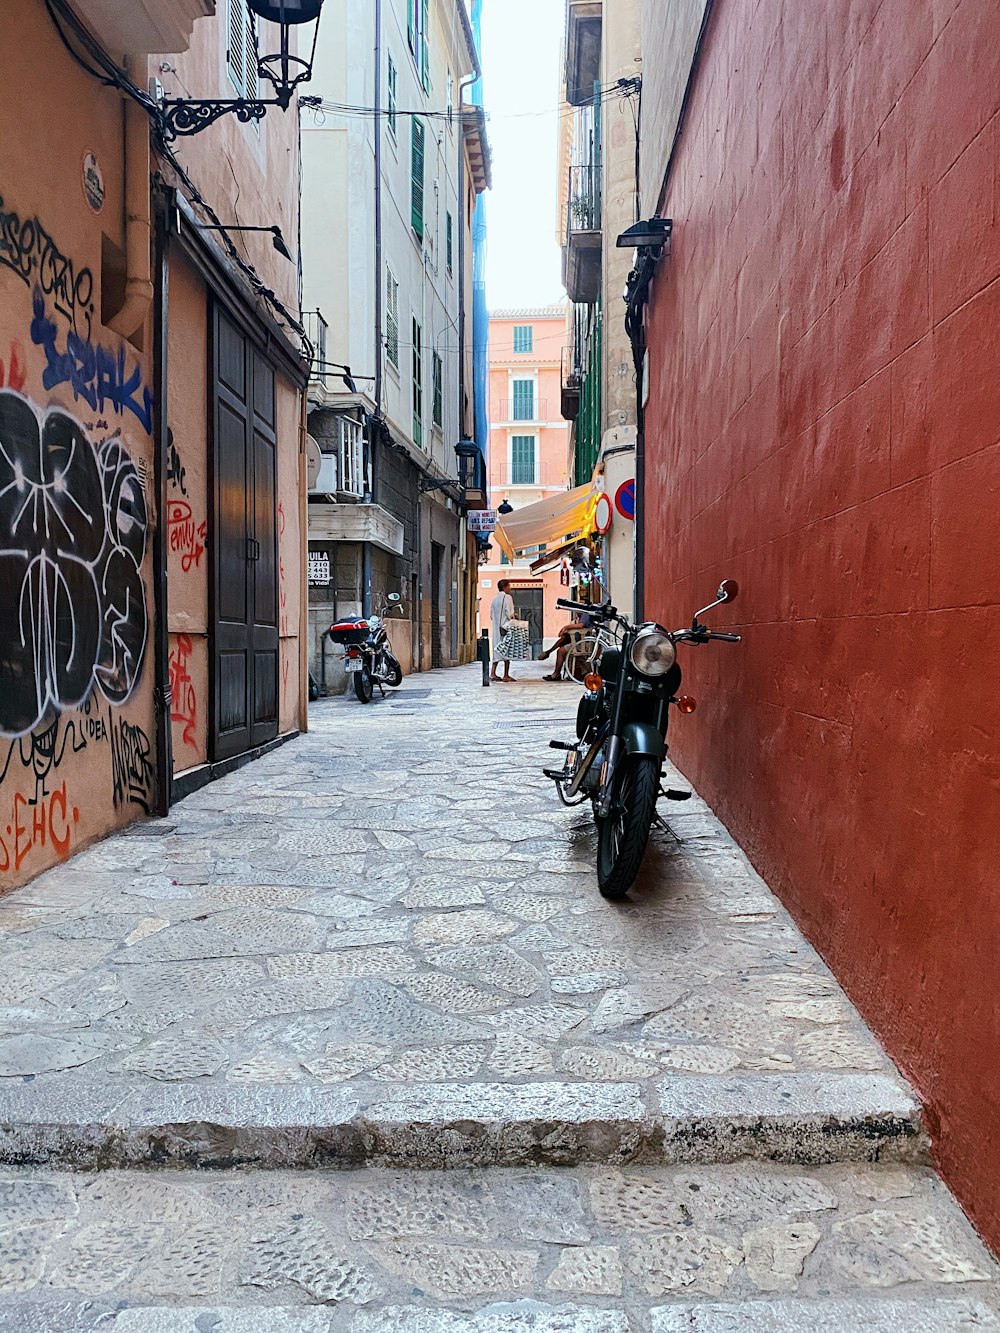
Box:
[596,755,660,899]
[384,656,403,687]
[353,664,374,703]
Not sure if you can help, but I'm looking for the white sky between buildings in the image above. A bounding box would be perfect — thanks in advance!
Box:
[480,0,566,310]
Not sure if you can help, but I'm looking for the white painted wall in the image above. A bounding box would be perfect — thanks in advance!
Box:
[302,0,473,474]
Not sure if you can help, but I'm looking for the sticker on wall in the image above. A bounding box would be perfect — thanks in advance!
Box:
[593,493,613,534]
[82,151,105,214]
[614,479,636,521]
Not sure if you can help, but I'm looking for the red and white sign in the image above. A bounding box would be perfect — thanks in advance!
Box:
[593,493,613,534]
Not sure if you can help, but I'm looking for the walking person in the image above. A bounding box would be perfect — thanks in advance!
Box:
[489,578,521,682]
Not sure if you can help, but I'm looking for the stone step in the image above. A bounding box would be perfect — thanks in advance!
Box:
[0,1070,925,1170]
[5,1300,1000,1332]
[0,1162,996,1331]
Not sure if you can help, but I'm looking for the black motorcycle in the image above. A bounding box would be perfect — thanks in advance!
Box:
[328,594,405,703]
[544,581,741,898]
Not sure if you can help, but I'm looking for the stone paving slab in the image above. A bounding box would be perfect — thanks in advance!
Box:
[0,1163,996,1330]
[0,666,925,1170]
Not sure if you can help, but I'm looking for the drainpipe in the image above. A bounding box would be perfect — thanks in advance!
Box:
[109,64,154,339]
[151,193,173,816]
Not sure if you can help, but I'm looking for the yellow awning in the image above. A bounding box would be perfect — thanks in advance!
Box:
[494,484,597,562]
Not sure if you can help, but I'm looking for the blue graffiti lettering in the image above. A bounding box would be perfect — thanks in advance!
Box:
[30,291,153,434]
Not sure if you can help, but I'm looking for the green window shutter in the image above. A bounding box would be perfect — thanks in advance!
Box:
[386,270,399,368]
[411,119,425,239]
[512,378,534,421]
[420,0,430,91]
[412,318,423,447]
[446,212,453,273]
[407,0,415,56]
[432,352,443,426]
[387,54,397,135]
[511,436,535,485]
[513,325,532,353]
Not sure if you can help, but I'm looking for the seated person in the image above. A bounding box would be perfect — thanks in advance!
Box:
[538,612,592,680]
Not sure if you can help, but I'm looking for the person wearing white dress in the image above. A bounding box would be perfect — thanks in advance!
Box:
[489,579,516,682]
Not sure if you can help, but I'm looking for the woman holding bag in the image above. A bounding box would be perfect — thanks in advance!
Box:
[489,579,527,681]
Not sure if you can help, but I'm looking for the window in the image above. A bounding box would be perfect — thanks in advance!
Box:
[387,53,397,136]
[447,71,454,125]
[511,435,536,485]
[386,268,400,368]
[407,0,430,91]
[227,0,259,101]
[338,417,365,497]
[411,118,425,240]
[412,318,423,448]
[511,378,534,420]
[446,212,453,274]
[432,351,443,427]
[513,325,533,354]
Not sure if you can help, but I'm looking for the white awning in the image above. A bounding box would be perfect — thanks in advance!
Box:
[494,484,597,561]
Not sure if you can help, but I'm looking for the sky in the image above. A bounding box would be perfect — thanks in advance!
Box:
[480,0,566,310]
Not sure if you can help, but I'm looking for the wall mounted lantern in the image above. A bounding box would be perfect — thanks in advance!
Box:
[615,217,672,255]
[159,0,326,140]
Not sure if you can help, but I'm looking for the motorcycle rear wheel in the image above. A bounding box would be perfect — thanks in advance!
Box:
[353,665,374,703]
[596,755,659,899]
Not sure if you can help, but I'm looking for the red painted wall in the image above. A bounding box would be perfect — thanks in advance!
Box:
[643,0,1000,1249]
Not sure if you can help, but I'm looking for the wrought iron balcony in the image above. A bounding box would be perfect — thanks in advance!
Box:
[564,164,602,303]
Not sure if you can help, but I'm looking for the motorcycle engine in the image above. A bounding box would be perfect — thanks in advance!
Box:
[580,747,604,796]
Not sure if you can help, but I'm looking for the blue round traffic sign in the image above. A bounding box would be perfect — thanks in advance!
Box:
[615,479,635,521]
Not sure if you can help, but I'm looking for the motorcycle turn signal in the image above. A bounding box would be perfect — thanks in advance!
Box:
[584,673,602,693]
[676,695,697,714]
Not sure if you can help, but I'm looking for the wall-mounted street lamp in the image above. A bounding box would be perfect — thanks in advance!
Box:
[159,0,326,140]
[196,222,293,260]
[497,499,514,515]
[616,217,672,254]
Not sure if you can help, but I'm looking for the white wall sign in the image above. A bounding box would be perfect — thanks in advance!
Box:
[308,551,331,585]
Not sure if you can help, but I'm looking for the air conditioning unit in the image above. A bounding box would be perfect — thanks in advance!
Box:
[309,454,339,496]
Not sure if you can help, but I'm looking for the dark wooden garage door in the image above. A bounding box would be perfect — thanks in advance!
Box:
[211,304,279,760]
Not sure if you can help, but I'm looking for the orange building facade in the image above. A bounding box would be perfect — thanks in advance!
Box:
[478,307,572,651]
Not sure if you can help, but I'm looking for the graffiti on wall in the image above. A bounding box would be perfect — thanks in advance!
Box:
[109,713,154,813]
[277,500,289,636]
[0,391,149,740]
[31,291,154,433]
[0,193,95,337]
[168,634,198,750]
[0,341,26,392]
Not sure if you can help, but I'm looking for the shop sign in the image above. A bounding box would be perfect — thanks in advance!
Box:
[467,509,497,533]
[308,551,331,585]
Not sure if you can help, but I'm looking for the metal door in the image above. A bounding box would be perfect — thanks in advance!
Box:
[211,305,279,760]
[430,542,443,668]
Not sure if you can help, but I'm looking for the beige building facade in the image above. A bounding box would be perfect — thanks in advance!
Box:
[0,0,308,889]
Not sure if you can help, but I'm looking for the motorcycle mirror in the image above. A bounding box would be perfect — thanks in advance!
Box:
[718,579,738,603]
[388,593,402,603]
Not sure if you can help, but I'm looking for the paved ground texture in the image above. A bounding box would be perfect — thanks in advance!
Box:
[0,662,997,1328]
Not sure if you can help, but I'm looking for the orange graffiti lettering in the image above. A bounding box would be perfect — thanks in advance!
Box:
[168,633,198,749]
[1,783,79,872]
[0,341,26,392]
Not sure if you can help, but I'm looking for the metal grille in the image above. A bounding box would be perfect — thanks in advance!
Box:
[493,718,576,730]
[392,689,433,702]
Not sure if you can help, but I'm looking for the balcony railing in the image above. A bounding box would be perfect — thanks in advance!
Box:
[492,466,540,488]
[560,349,582,421]
[567,164,601,235]
[303,309,330,388]
[492,397,551,422]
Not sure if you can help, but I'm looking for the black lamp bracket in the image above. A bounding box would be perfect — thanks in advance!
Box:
[159,96,285,141]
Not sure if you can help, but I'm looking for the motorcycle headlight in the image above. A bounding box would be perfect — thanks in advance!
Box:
[630,626,677,678]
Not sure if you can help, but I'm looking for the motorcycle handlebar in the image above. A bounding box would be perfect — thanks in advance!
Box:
[709,631,741,642]
[556,598,614,618]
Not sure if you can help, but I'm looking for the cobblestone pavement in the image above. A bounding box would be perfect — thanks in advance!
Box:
[0,1161,999,1329]
[0,663,997,1327]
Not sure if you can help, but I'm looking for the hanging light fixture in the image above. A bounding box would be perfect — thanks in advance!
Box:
[159,0,327,140]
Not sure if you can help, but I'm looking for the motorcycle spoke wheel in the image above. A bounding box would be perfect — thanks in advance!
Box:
[596,756,660,899]
[353,665,374,703]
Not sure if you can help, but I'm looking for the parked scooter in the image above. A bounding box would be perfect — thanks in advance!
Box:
[328,593,405,703]
[544,581,741,899]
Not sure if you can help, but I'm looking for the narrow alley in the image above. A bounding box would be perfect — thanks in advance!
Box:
[0,666,997,1329]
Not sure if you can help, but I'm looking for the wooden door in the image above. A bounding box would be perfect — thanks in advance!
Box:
[211,306,278,760]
